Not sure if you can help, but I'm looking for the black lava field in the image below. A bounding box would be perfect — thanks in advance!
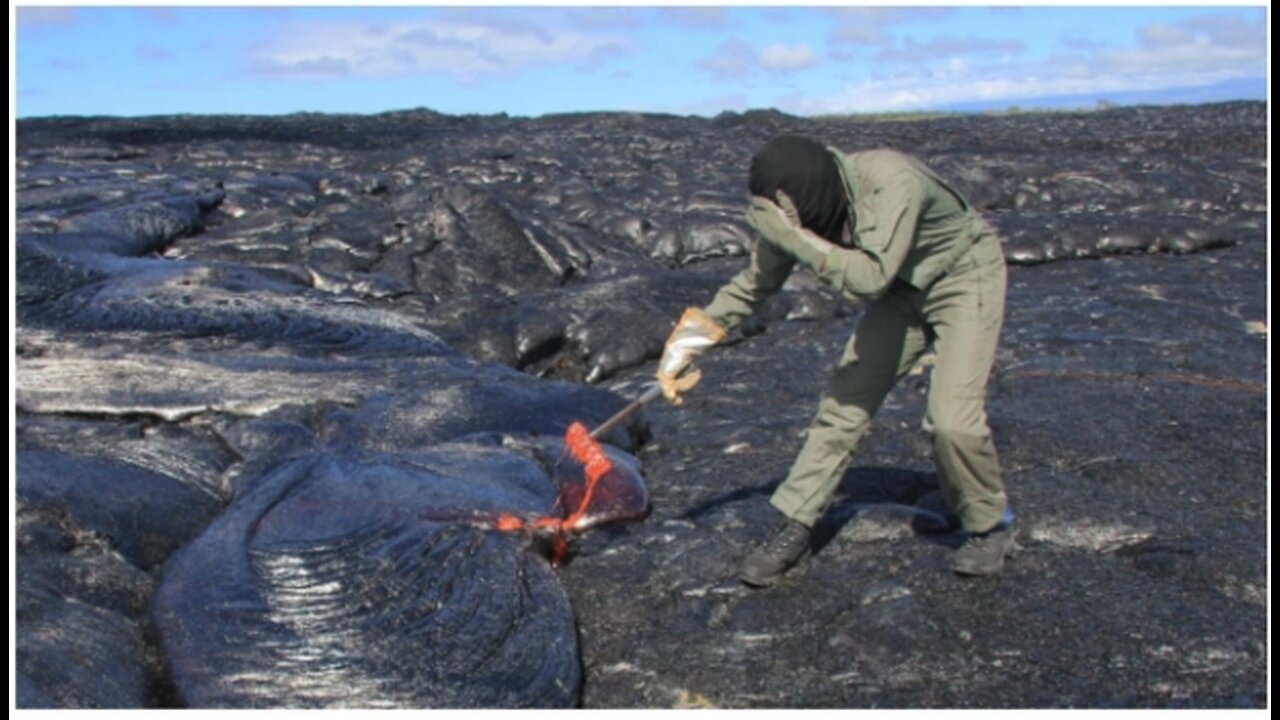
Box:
[15,102,1267,709]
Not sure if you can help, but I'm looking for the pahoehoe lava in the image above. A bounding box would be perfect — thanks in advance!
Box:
[152,443,586,708]
[15,102,1266,708]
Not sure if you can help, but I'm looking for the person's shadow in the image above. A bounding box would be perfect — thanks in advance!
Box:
[677,465,965,552]
[813,467,967,554]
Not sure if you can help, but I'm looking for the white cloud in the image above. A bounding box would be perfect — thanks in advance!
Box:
[250,14,629,79]
[760,44,818,72]
[699,39,819,79]
[797,54,1245,114]
[831,23,884,47]
[656,8,729,30]
[793,73,1048,114]
[1100,12,1265,82]
[138,8,179,27]
[253,56,352,78]
[1141,22,1192,48]
[569,8,643,30]
[574,42,630,75]
[875,36,1025,64]
[17,7,77,29]
[789,9,1264,114]
[1190,12,1266,48]
[1060,35,1107,51]
[1092,47,1260,91]
[699,39,755,80]
[826,8,952,47]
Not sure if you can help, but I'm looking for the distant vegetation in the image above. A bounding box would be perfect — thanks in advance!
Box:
[815,99,1130,123]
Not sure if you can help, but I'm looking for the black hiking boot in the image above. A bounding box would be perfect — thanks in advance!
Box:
[739,516,812,587]
[952,520,1016,576]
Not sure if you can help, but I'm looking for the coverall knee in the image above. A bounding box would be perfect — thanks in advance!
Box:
[770,284,930,527]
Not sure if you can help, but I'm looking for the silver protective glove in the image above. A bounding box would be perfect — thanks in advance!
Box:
[656,307,726,404]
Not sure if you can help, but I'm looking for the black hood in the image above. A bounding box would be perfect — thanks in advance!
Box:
[748,135,848,243]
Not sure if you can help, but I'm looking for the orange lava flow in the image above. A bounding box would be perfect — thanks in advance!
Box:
[484,421,616,565]
[561,421,613,531]
[493,513,526,532]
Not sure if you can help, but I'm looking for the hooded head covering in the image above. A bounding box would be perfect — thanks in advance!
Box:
[748,135,848,243]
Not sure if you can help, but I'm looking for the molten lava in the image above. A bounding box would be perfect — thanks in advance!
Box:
[561,421,613,530]
[487,421,648,565]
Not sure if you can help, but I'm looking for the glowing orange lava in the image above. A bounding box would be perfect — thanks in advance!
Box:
[487,421,618,565]
[493,513,526,532]
[561,421,613,531]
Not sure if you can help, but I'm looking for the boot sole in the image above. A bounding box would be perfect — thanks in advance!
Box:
[739,569,780,588]
[952,539,1018,577]
[739,554,806,587]
[952,558,1005,576]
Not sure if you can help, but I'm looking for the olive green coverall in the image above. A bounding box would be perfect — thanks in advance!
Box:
[703,149,1008,533]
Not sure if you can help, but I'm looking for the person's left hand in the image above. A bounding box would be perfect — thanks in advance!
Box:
[745,194,794,241]
[773,189,802,227]
[746,191,830,271]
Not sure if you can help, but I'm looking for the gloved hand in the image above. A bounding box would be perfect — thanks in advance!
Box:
[657,307,726,404]
[745,191,832,272]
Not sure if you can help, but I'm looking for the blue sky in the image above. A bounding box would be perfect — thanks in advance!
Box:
[13,5,1269,118]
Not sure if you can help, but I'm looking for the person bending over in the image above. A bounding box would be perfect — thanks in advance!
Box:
[657,135,1013,587]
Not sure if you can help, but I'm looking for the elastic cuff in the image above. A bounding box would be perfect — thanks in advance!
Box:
[769,495,818,528]
[678,306,728,343]
[955,496,1010,534]
[781,227,832,272]
[816,247,849,288]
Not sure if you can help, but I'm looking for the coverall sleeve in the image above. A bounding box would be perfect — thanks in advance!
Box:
[817,172,926,300]
[701,237,796,332]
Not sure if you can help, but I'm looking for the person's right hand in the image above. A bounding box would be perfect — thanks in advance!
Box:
[656,307,726,404]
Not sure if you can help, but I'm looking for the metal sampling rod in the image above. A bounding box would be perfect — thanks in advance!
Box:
[589,383,663,439]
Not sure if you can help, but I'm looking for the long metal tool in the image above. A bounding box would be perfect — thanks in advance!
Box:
[589,383,663,439]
